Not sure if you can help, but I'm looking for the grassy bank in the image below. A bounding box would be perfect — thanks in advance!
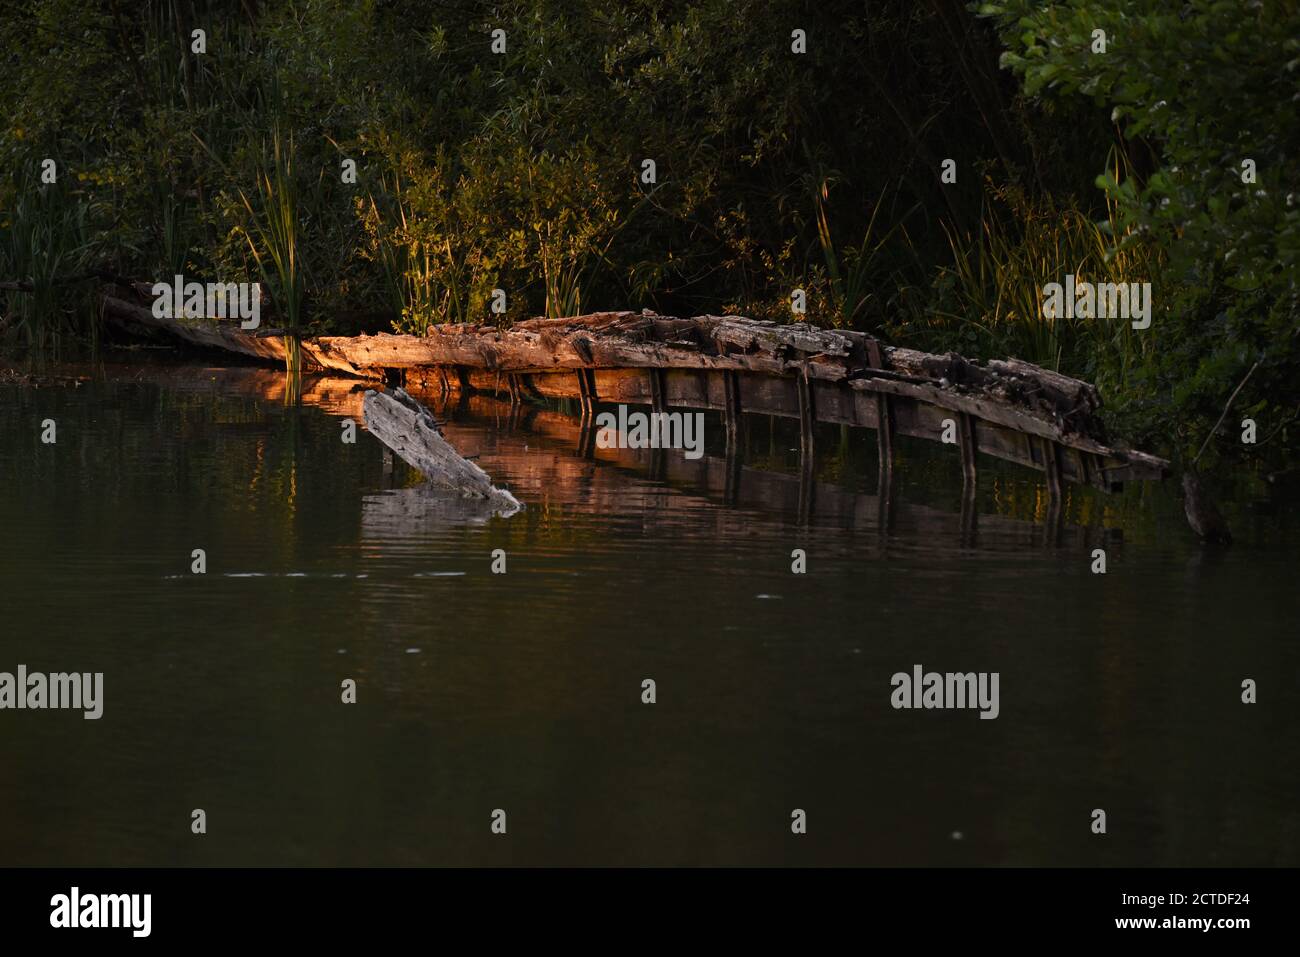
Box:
[1,1,1294,467]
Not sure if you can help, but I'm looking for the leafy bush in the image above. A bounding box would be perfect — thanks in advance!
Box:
[1,0,1293,462]
[976,0,1299,456]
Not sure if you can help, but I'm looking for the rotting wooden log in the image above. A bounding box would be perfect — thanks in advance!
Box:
[362,387,521,514]
[100,295,1169,493]
[102,295,291,365]
[988,357,1102,416]
[98,296,1112,433]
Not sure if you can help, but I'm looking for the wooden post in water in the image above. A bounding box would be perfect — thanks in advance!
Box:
[577,367,597,423]
[724,442,742,506]
[798,450,816,524]
[797,367,815,461]
[960,482,979,544]
[1044,492,1064,546]
[576,418,597,459]
[1041,436,1062,502]
[649,369,667,415]
[648,446,667,482]
[875,393,894,492]
[723,371,741,453]
[958,412,978,492]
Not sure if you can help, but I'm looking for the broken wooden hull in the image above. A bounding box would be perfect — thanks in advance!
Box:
[101,297,1169,494]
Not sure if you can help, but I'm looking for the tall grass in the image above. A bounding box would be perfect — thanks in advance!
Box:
[544,259,584,320]
[238,127,307,374]
[814,179,919,329]
[0,172,96,355]
[921,173,1162,387]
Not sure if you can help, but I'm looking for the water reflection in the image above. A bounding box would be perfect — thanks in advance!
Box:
[98,360,1133,545]
[0,358,1296,867]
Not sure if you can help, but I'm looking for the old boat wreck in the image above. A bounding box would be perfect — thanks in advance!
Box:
[102,295,1169,501]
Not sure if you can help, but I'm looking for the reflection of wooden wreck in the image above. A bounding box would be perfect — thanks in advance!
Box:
[361,482,514,532]
[103,298,1168,498]
[362,387,521,517]
[87,363,1124,542]
[433,394,1120,546]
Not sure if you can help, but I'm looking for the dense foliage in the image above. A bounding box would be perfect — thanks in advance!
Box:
[1,0,1295,462]
[979,0,1298,460]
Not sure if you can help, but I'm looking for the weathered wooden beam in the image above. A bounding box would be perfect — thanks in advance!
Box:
[362,388,521,513]
[101,295,292,365]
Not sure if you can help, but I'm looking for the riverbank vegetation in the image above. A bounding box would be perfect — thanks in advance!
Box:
[1,0,1295,466]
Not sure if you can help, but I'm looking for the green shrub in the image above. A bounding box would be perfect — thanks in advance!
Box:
[977,0,1299,457]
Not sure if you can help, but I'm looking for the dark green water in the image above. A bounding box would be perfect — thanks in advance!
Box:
[1,358,1297,866]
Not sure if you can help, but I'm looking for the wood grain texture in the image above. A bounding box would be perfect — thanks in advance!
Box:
[362,388,521,514]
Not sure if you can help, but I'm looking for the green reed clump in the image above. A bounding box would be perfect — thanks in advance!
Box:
[238,127,308,372]
[813,178,920,330]
[0,170,97,354]
[914,177,1163,391]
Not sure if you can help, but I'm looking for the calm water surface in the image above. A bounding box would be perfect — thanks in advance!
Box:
[1,357,1297,866]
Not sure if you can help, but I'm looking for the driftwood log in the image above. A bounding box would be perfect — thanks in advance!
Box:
[101,295,1169,494]
[363,387,521,514]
